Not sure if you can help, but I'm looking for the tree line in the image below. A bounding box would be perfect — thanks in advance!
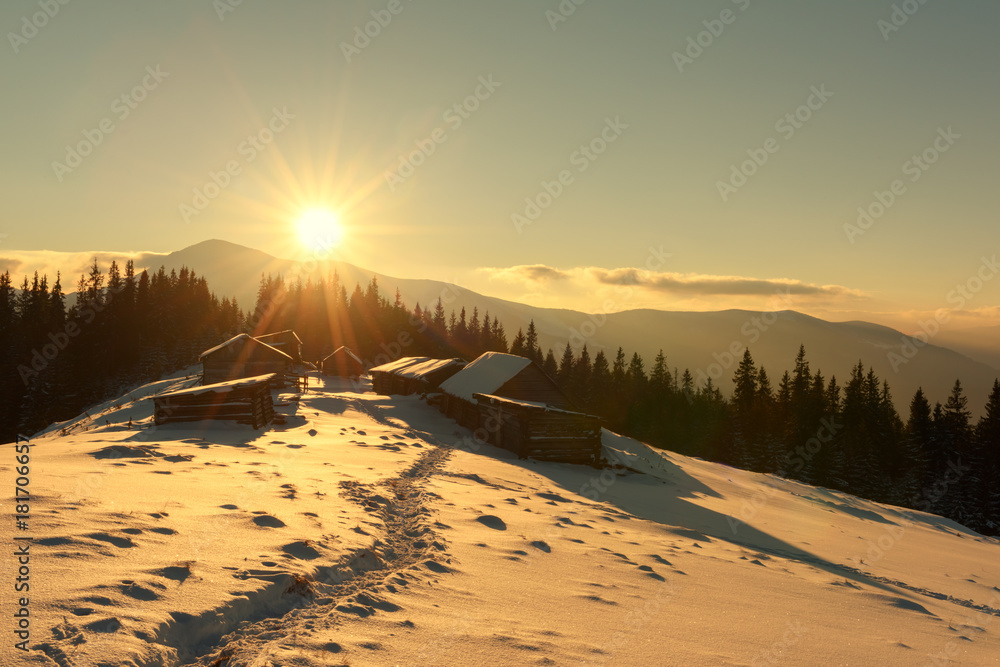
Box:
[1,260,997,536]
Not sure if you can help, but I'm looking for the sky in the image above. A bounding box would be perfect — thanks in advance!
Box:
[2,0,998,332]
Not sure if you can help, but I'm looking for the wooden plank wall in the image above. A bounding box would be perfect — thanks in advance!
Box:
[496,365,575,410]
[477,401,601,464]
[154,384,275,429]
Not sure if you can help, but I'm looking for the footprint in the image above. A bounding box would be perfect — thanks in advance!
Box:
[150,527,177,535]
[475,515,507,531]
[252,515,286,528]
[120,582,160,601]
[82,596,115,606]
[87,533,135,549]
[84,618,121,633]
[423,559,452,574]
[530,541,551,553]
[577,595,617,606]
[282,541,321,560]
[154,565,192,582]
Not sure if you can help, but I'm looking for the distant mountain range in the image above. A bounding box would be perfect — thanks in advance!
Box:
[136,240,1000,414]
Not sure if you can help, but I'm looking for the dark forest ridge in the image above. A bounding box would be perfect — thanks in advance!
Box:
[107,239,998,416]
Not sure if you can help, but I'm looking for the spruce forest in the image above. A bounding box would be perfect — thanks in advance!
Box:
[2,260,998,536]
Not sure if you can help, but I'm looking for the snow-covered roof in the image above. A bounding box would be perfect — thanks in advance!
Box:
[369,356,431,374]
[156,373,277,399]
[472,392,597,417]
[198,334,293,361]
[323,346,363,365]
[438,352,532,402]
[255,330,303,344]
[396,358,465,379]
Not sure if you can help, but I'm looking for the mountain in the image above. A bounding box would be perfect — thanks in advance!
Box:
[138,240,1000,414]
[932,324,1000,372]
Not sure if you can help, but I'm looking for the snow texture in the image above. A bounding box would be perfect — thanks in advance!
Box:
[4,371,1000,666]
[438,351,532,402]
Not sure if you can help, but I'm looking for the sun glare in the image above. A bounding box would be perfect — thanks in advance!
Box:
[296,208,344,253]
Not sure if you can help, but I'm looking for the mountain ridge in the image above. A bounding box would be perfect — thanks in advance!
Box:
[125,240,1000,414]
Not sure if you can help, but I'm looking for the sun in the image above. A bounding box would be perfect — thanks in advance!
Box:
[296,208,344,253]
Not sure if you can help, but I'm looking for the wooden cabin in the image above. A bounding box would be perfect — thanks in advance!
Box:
[437,352,574,430]
[154,374,276,429]
[254,330,303,363]
[321,346,364,378]
[394,358,467,395]
[369,357,431,394]
[473,393,602,465]
[199,334,293,385]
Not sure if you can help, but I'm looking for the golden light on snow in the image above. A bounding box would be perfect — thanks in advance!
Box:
[295,208,344,253]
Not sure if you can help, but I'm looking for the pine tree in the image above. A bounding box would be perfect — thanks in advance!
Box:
[557,343,575,389]
[509,328,526,357]
[589,350,612,416]
[901,388,933,504]
[975,380,1000,532]
[542,349,558,380]
[937,380,976,524]
[525,320,541,363]
[731,349,759,467]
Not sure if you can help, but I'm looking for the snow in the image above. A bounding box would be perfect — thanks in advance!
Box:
[438,352,532,402]
[3,372,999,665]
[197,333,293,361]
[396,357,465,379]
[368,356,431,374]
[156,373,276,399]
[323,346,362,365]
[474,392,597,416]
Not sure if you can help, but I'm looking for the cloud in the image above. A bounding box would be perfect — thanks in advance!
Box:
[0,257,24,275]
[588,268,865,298]
[480,264,572,283]
[0,249,168,282]
[480,263,865,300]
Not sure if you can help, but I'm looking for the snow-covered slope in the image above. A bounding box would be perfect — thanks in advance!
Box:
[2,375,998,666]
